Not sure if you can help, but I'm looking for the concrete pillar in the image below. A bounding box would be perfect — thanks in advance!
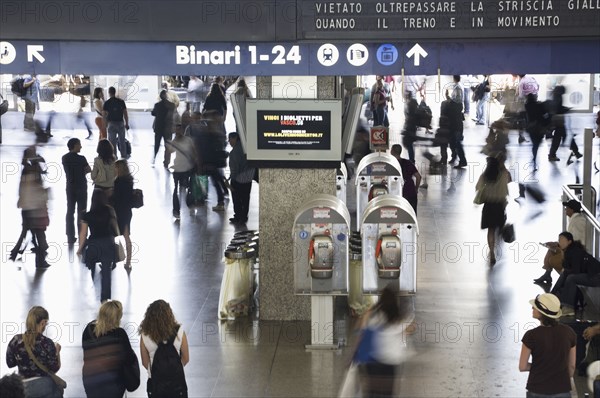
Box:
[258,76,338,320]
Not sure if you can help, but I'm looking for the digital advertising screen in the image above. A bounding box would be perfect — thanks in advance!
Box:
[256,110,331,150]
[246,99,342,167]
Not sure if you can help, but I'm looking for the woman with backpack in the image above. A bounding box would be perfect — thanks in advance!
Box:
[139,300,189,398]
[82,300,139,397]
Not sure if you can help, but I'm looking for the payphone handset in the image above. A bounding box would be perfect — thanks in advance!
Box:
[309,234,334,279]
[368,179,389,201]
[375,233,402,279]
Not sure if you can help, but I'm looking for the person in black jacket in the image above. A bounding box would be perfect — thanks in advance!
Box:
[113,160,134,269]
[194,111,228,212]
[151,90,176,167]
[445,85,467,168]
[551,231,600,316]
[82,300,138,398]
[202,83,227,118]
[401,91,418,163]
[547,85,582,164]
[62,138,91,244]
[77,189,119,301]
[227,132,255,224]
[524,93,546,169]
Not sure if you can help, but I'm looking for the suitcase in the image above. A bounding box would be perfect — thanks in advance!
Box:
[186,174,208,206]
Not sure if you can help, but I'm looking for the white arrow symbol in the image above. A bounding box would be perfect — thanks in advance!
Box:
[27,45,45,63]
[406,43,427,66]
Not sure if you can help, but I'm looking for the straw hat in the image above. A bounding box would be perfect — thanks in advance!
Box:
[529,293,562,319]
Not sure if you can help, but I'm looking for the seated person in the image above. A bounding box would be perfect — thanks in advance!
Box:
[534,199,587,284]
[551,232,600,316]
[583,324,600,370]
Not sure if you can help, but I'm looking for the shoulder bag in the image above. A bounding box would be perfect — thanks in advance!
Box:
[501,223,516,243]
[353,322,379,364]
[131,188,144,208]
[123,348,141,392]
[24,341,67,392]
[114,237,126,262]
[474,184,486,205]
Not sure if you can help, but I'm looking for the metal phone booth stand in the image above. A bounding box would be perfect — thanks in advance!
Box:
[354,152,403,229]
[292,194,351,349]
[361,194,419,295]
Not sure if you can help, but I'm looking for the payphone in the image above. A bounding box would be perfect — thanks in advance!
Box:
[361,195,419,294]
[292,194,350,294]
[293,195,351,349]
[355,152,403,229]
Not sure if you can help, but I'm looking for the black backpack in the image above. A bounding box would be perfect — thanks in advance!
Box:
[11,78,30,97]
[415,100,433,128]
[148,331,187,398]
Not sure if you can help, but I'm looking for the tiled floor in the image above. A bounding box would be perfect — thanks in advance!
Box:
[0,106,599,397]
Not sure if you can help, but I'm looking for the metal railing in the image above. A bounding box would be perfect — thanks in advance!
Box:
[562,184,599,258]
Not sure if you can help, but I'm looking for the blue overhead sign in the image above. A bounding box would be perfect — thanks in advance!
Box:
[0,41,60,74]
[0,40,598,75]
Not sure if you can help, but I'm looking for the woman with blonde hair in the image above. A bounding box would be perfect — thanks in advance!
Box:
[113,159,134,269]
[6,306,63,397]
[82,300,139,397]
[139,300,189,398]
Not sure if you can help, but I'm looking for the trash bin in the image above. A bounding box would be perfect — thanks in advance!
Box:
[218,246,255,320]
[230,231,259,312]
[348,245,374,316]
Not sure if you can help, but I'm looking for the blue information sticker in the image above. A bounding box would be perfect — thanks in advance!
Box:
[337,233,346,242]
[299,230,309,240]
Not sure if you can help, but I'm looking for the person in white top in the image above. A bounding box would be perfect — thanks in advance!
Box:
[535,199,587,284]
[187,76,207,114]
[139,300,189,394]
[564,200,587,245]
[358,285,416,397]
[518,74,539,98]
[167,124,197,219]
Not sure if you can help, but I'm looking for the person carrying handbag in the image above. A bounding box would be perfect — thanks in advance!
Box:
[6,306,65,398]
[475,153,511,265]
[82,300,140,397]
[77,189,120,302]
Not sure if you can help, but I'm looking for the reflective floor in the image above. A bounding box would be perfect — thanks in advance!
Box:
[1,108,599,397]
